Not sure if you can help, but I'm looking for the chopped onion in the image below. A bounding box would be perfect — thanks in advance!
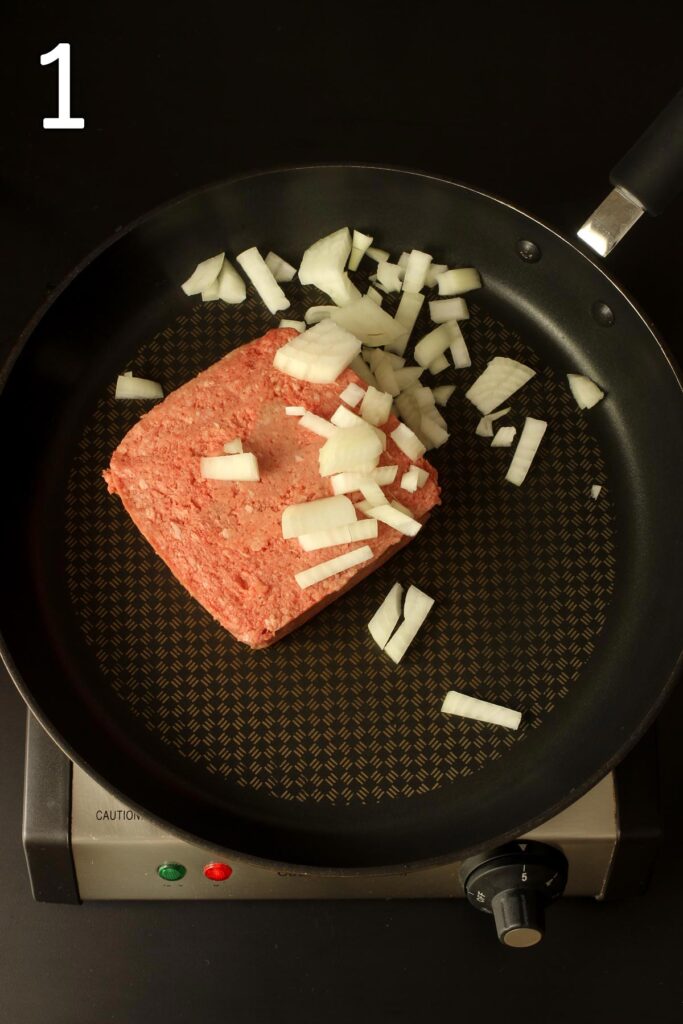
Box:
[466,357,536,415]
[200,452,259,482]
[414,467,429,487]
[389,293,425,355]
[282,494,356,539]
[567,373,605,410]
[441,690,521,730]
[354,499,373,516]
[400,467,420,492]
[382,351,406,369]
[273,320,361,384]
[360,385,393,426]
[591,484,603,500]
[265,250,297,283]
[402,250,432,293]
[223,438,244,454]
[414,323,452,368]
[423,405,448,429]
[428,354,449,375]
[393,366,425,391]
[298,411,338,438]
[359,480,386,507]
[391,422,426,460]
[330,466,398,493]
[366,286,383,306]
[201,277,221,301]
[429,297,469,323]
[368,582,403,649]
[420,415,449,448]
[424,263,448,288]
[391,499,414,517]
[436,267,482,296]
[278,319,305,332]
[365,503,422,537]
[397,252,410,269]
[376,261,404,293]
[298,518,378,551]
[432,385,456,406]
[449,322,471,368]
[181,252,224,296]
[475,407,511,437]
[505,417,547,486]
[350,354,378,388]
[305,305,335,325]
[285,406,306,416]
[236,247,289,314]
[369,351,400,397]
[348,230,374,271]
[330,404,362,429]
[217,260,247,303]
[294,545,373,590]
[115,374,164,400]
[491,426,517,448]
[330,296,407,348]
[384,585,434,663]
[319,423,384,476]
[298,227,361,306]
[340,381,365,407]
[366,246,390,262]
[406,386,436,409]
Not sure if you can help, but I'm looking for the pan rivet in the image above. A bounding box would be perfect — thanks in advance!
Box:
[516,240,541,263]
[591,301,615,327]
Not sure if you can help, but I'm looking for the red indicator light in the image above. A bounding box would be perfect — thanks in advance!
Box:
[203,862,233,882]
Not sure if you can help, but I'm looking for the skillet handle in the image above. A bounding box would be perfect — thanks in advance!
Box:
[577,87,683,256]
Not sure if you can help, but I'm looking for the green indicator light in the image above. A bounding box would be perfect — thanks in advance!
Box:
[157,862,186,882]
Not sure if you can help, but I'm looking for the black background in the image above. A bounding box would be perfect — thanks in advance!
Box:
[1,3,682,1022]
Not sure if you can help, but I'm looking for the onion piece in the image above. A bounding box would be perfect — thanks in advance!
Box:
[414,467,429,488]
[414,323,452,368]
[340,381,365,407]
[441,690,521,730]
[423,405,448,429]
[298,518,378,551]
[424,263,448,288]
[223,438,244,454]
[319,423,384,476]
[181,252,224,296]
[282,494,356,539]
[294,545,373,590]
[402,250,432,293]
[368,582,403,649]
[384,585,434,664]
[591,484,603,500]
[330,466,398,493]
[406,385,436,409]
[475,407,511,437]
[236,247,289,314]
[330,296,407,349]
[298,227,361,306]
[200,452,259,482]
[360,385,393,426]
[391,499,414,517]
[265,251,297,283]
[436,267,482,296]
[348,230,374,271]
[505,417,547,486]
[273,320,361,384]
[429,297,469,323]
[217,260,247,303]
[567,373,605,410]
[449,322,471,368]
[329,405,387,448]
[466,357,536,415]
[305,305,335,325]
[285,406,306,416]
[400,467,420,492]
[491,426,517,448]
[349,354,378,388]
[393,366,425,391]
[278,319,305,332]
[201,277,221,301]
[366,246,390,262]
[391,422,426,461]
[298,411,338,439]
[360,481,386,507]
[397,252,410,269]
[115,374,164,400]
[432,385,456,406]
[382,351,406,369]
[376,261,404,293]
[420,415,449,448]
[389,293,425,356]
[428,354,449,374]
[369,351,400,397]
[365,504,422,537]
[366,286,383,306]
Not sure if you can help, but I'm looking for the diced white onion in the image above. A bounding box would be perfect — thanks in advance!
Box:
[423,405,447,429]
[330,466,398,493]
[429,297,469,323]
[397,252,410,269]
[391,499,414,517]
[360,385,393,426]
[475,407,511,437]
[217,260,247,303]
[400,467,420,492]
[200,452,259,482]
[382,351,406,369]
[305,305,335,325]
[414,323,452,368]
[389,292,425,356]
[181,252,224,296]
[591,484,603,500]
[282,495,356,539]
[264,250,297,283]
[428,354,449,375]
[365,504,422,537]
[432,385,456,406]
[298,227,361,306]
[285,406,306,416]
[366,286,383,306]
[236,247,289,314]
[115,375,164,400]
[449,322,471,368]
[298,518,378,551]
[223,438,243,454]
[567,373,605,410]
[340,381,365,407]
[273,320,361,384]
[366,246,390,262]
[278,319,305,332]
[441,690,521,730]
[376,261,404,293]
[466,357,536,415]
[350,354,378,388]
[330,405,363,429]
[505,417,547,486]
[414,467,429,487]
[420,415,449,448]
[391,422,426,460]
[402,250,432,293]
[424,263,448,288]
[348,230,374,271]
[330,296,407,348]
[359,480,386,507]
[298,411,338,438]
[319,423,384,476]
[294,545,373,590]
[491,426,517,448]
[384,585,434,663]
[201,277,221,301]
[406,386,436,409]
[370,352,400,398]
[436,267,482,296]
[368,582,403,649]
[393,366,425,391]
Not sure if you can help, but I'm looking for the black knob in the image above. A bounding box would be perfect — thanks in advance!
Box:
[460,841,568,948]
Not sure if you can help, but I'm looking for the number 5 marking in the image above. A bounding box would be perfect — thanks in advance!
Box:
[40,43,85,129]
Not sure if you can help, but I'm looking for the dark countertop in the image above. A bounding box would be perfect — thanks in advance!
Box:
[1,5,682,1022]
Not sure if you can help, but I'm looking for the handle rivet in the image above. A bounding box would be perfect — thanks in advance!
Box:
[516,240,541,262]
[592,301,615,327]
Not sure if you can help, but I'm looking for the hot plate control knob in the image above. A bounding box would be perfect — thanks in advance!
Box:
[459,841,568,948]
